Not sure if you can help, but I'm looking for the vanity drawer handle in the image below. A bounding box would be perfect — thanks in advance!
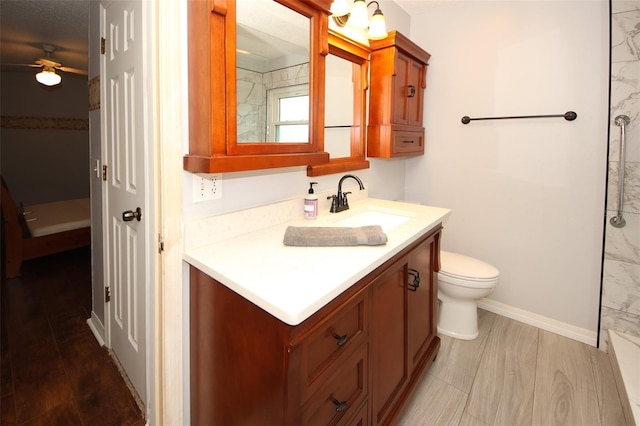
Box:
[402,139,415,144]
[332,333,348,346]
[331,397,348,413]
[408,268,420,291]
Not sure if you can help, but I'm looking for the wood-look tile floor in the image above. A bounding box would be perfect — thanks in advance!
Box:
[400,309,628,426]
[1,247,145,426]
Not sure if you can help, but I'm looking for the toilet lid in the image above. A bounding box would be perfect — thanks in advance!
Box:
[439,250,500,281]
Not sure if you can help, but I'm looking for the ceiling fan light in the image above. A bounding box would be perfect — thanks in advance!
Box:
[36,69,61,86]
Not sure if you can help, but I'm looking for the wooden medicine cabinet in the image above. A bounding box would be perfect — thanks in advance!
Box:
[307,30,370,177]
[185,0,333,173]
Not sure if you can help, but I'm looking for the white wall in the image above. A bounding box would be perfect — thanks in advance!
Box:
[403,1,609,336]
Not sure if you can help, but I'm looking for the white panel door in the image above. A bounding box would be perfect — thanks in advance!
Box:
[102,0,148,405]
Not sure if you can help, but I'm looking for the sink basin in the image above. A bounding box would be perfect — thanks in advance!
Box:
[336,210,411,232]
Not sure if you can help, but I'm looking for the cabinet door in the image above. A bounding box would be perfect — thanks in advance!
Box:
[371,258,409,425]
[393,51,425,128]
[406,58,425,127]
[392,50,411,125]
[407,236,437,372]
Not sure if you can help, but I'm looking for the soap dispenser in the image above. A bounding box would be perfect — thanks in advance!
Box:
[304,182,318,219]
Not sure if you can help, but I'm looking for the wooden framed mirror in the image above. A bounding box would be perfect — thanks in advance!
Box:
[307,30,370,177]
[184,0,333,173]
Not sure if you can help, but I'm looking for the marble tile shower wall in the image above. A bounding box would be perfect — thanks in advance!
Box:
[236,63,309,142]
[599,0,640,349]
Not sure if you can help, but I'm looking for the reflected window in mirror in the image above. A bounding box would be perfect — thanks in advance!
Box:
[308,31,370,177]
[269,85,309,142]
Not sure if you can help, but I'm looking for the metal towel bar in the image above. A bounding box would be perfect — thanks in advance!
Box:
[461,111,577,124]
[610,115,630,228]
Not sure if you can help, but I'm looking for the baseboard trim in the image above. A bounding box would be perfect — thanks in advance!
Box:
[87,312,106,347]
[478,298,598,347]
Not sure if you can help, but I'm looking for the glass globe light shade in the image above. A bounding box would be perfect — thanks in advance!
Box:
[36,69,62,86]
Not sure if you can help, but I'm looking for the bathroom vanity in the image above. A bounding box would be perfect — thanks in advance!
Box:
[185,198,450,425]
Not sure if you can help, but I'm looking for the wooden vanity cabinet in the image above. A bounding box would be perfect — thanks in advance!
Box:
[367,31,431,158]
[189,225,441,425]
[371,228,441,425]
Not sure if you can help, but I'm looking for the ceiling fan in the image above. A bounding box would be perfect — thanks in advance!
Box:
[22,44,88,86]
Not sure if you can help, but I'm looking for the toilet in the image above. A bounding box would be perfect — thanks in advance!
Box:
[437,250,500,340]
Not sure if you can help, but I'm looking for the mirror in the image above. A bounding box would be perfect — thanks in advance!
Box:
[236,0,310,143]
[184,0,331,173]
[307,31,370,176]
[324,55,353,158]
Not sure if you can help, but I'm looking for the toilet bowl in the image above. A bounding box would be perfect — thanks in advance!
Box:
[437,250,499,340]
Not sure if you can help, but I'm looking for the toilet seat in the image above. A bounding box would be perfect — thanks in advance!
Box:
[439,250,499,283]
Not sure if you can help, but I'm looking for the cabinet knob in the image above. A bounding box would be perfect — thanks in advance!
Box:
[332,333,348,346]
[331,397,348,413]
[408,268,420,291]
[407,85,416,98]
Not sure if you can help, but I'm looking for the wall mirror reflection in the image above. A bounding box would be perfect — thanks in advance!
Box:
[308,30,370,176]
[324,55,353,158]
[236,0,310,143]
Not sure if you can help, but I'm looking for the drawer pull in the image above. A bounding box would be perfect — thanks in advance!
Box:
[331,397,348,413]
[402,139,415,144]
[408,268,420,291]
[332,333,348,346]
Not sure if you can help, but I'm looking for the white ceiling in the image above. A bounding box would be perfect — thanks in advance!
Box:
[0,0,89,74]
[392,0,431,15]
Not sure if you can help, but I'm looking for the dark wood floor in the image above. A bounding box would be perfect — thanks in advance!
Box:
[1,247,145,425]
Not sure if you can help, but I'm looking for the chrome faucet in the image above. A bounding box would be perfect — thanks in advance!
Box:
[328,174,365,213]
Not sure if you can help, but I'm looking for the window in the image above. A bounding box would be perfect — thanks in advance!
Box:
[267,85,309,142]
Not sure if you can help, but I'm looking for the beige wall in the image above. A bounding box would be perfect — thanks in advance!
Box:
[1,71,89,205]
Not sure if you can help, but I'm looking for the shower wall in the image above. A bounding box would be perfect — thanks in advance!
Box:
[599,0,640,349]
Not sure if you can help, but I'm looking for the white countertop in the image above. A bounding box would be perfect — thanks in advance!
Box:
[183,197,451,325]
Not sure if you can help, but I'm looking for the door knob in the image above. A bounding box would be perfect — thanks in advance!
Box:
[122,207,142,222]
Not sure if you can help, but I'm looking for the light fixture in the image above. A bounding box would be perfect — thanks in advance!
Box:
[331,0,389,40]
[35,66,61,86]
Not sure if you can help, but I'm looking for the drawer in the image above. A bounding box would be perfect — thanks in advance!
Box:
[392,130,424,155]
[301,343,368,426]
[299,288,369,401]
[339,399,368,426]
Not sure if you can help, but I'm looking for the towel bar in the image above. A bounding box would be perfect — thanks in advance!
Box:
[461,111,577,124]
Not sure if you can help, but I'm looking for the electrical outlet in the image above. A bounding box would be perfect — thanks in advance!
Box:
[193,173,222,202]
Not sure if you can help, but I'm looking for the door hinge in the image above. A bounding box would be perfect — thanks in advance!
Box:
[158,234,165,253]
[102,165,108,181]
[101,37,106,55]
[105,286,111,303]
